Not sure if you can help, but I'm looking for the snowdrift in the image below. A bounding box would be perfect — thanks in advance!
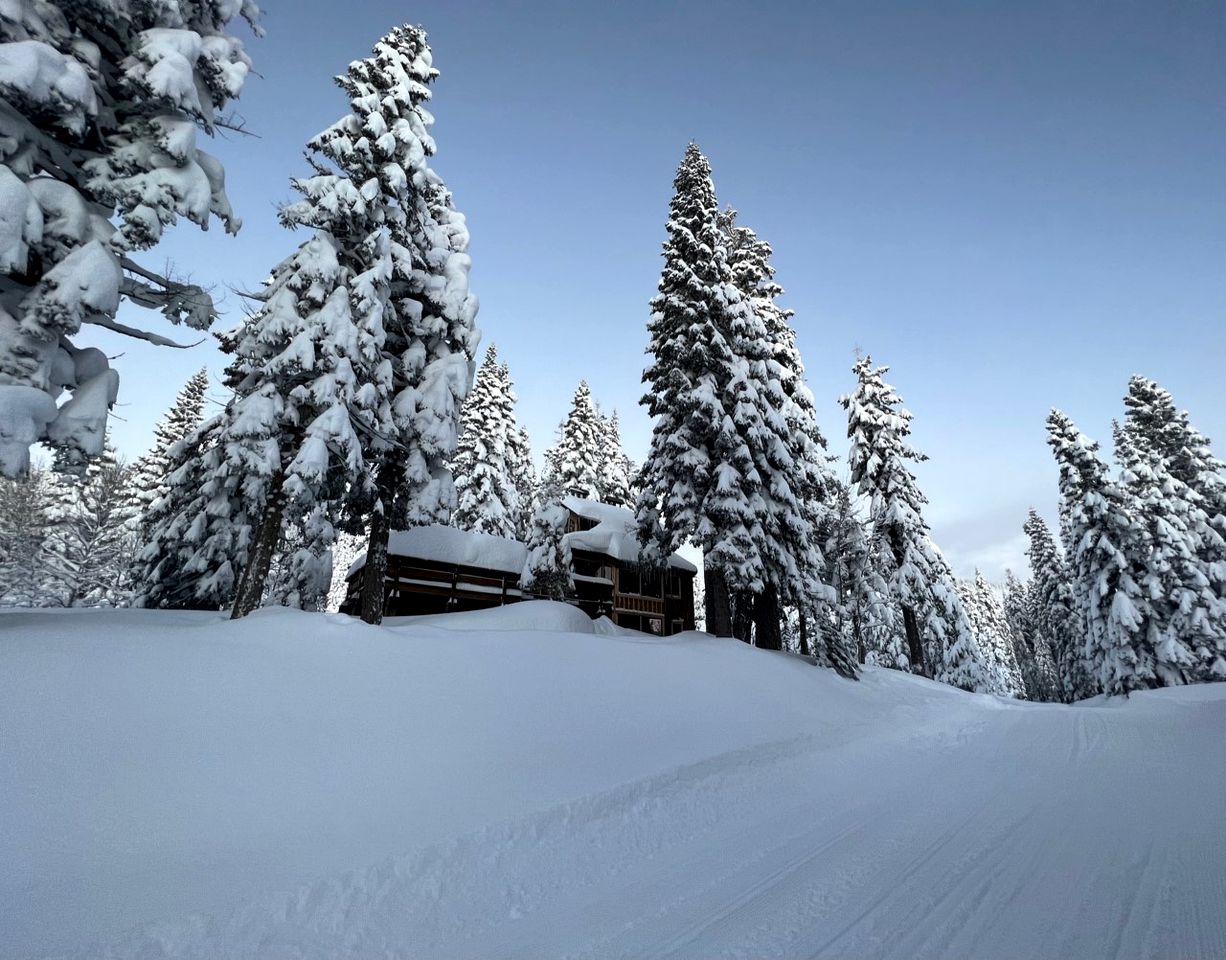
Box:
[2,606,1223,959]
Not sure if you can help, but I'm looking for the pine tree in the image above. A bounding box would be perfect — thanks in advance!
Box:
[0,463,57,605]
[0,2,260,477]
[841,356,988,690]
[1022,510,1087,700]
[506,425,537,541]
[1048,410,1148,696]
[1112,422,1207,686]
[521,485,573,601]
[635,144,769,638]
[357,167,479,625]
[221,26,440,618]
[1003,567,1061,702]
[547,381,605,500]
[42,441,138,606]
[815,482,889,677]
[959,572,1026,698]
[451,345,520,537]
[131,416,250,611]
[130,367,209,532]
[721,209,834,651]
[597,411,634,509]
[1121,377,1226,680]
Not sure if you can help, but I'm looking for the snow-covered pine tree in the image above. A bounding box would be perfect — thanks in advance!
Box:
[42,440,138,606]
[356,96,480,624]
[1022,510,1089,701]
[959,572,1026,698]
[131,415,250,610]
[1112,422,1208,686]
[841,356,989,690]
[815,481,893,677]
[521,485,573,601]
[506,424,537,541]
[546,381,604,501]
[221,26,448,619]
[635,144,768,639]
[1121,377,1226,680]
[597,410,634,509]
[1047,410,1148,696]
[450,345,519,537]
[1003,566,1061,702]
[129,367,209,532]
[721,209,834,652]
[0,461,56,605]
[0,2,260,477]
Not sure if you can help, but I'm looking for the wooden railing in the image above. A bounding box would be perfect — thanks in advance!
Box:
[614,594,665,616]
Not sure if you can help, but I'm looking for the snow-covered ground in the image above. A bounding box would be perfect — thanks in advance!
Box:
[2,603,1224,959]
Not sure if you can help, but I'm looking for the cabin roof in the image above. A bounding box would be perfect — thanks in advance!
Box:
[347,500,699,579]
[348,525,527,578]
[562,497,699,574]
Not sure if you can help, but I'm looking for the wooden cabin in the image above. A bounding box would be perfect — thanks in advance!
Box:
[339,526,527,617]
[561,498,697,635]
[340,498,697,635]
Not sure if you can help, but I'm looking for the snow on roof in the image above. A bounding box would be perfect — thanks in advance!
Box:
[349,525,527,578]
[562,497,698,574]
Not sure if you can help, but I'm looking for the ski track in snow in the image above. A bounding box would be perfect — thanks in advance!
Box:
[2,608,1224,960]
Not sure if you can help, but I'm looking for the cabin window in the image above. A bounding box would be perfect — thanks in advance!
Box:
[666,569,682,596]
[573,555,607,578]
[619,565,661,598]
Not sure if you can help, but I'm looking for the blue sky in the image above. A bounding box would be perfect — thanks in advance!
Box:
[103,0,1226,579]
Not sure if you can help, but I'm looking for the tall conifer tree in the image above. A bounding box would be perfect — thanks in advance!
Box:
[722,210,834,650]
[842,356,987,690]
[635,144,769,638]
[1047,410,1147,696]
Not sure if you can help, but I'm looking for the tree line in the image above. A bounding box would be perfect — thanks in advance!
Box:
[2,9,1221,700]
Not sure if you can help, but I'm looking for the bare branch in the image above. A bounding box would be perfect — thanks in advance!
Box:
[83,314,206,349]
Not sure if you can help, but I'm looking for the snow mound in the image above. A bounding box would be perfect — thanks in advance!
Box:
[398,599,595,634]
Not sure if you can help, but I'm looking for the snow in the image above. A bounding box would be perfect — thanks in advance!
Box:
[348,522,528,577]
[0,40,98,132]
[564,496,699,573]
[2,605,1224,959]
[0,383,57,476]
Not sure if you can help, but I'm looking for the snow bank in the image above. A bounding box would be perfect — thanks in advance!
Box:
[394,598,596,633]
[563,496,699,573]
[1,607,1223,959]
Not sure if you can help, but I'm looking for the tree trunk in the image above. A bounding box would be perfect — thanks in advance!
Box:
[902,603,925,675]
[732,591,754,643]
[360,501,391,625]
[753,585,782,650]
[798,609,811,658]
[703,563,732,638]
[230,471,286,620]
[854,607,866,664]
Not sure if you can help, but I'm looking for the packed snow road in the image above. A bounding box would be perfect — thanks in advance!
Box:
[2,606,1224,959]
